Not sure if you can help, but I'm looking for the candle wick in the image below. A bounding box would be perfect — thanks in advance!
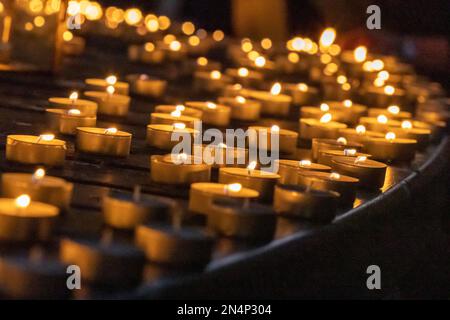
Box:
[133,185,141,202]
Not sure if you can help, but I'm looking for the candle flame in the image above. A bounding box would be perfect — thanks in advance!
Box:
[320,103,330,112]
[217,142,227,149]
[173,123,186,130]
[69,91,78,101]
[197,57,208,66]
[210,70,221,79]
[371,59,384,71]
[299,160,312,167]
[226,183,242,192]
[341,83,351,91]
[344,148,357,156]
[385,132,396,141]
[329,172,341,180]
[297,83,308,92]
[233,83,242,90]
[255,56,266,67]
[319,28,336,47]
[177,153,188,162]
[353,46,367,63]
[68,109,81,116]
[401,120,413,129]
[104,127,118,134]
[169,40,181,51]
[377,114,388,124]
[320,113,332,123]
[270,82,282,95]
[354,156,367,163]
[106,75,117,85]
[271,125,280,132]
[15,194,31,208]
[106,85,115,95]
[373,78,385,87]
[39,134,55,142]
[388,105,400,114]
[384,85,395,95]
[238,67,249,77]
[356,125,366,134]
[247,161,257,171]
[337,137,347,145]
[378,70,389,80]
[236,96,246,103]
[206,102,217,109]
[343,99,353,108]
[337,75,347,84]
[33,168,46,180]
[175,104,185,112]
[170,110,181,117]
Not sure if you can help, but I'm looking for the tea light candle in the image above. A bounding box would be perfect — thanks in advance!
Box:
[154,104,203,119]
[365,85,406,107]
[218,162,280,202]
[102,188,173,230]
[338,125,384,146]
[48,92,98,116]
[76,127,132,157]
[6,134,66,167]
[60,236,145,287]
[276,159,331,185]
[208,199,276,240]
[284,83,319,106]
[193,70,231,94]
[225,67,264,87]
[136,223,214,268]
[185,101,231,127]
[300,103,334,121]
[249,125,298,155]
[150,154,211,185]
[2,169,73,210]
[242,83,292,117]
[46,108,97,135]
[189,182,259,215]
[389,120,431,150]
[223,83,244,97]
[125,74,167,98]
[317,148,371,167]
[297,171,359,208]
[217,96,261,121]
[331,156,387,190]
[84,86,131,117]
[299,113,348,141]
[195,144,248,169]
[368,105,412,120]
[150,110,198,128]
[324,100,368,125]
[359,115,401,132]
[138,42,165,64]
[273,184,339,222]
[194,57,222,72]
[365,132,417,162]
[311,137,363,161]
[0,195,59,242]
[147,123,197,150]
[85,75,129,95]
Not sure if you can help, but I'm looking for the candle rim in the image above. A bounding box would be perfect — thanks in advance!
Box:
[191,182,260,198]
[0,198,59,217]
[76,127,132,137]
[7,134,66,146]
[332,155,387,168]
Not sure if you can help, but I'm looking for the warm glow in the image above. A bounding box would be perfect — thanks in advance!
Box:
[384,85,395,95]
[297,83,308,92]
[320,103,330,112]
[337,75,347,84]
[401,120,413,129]
[292,37,306,51]
[177,153,188,162]
[320,54,332,64]
[226,183,242,193]
[255,56,266,67]
[320,113,332,123]
[241,39,253,53]
[197,57,208,66]
[210,70,221,80]
[385,132,396,141]
[288,52,299,63]
[329,172,341,180]
[158,16,171,30]
[206,102,217,109]
[33,168,46,181]
[299,160,312,167]
[170,110,181,117]
[247,50,259,61]
[319,28,336,47]
[144,42,155,52]
[68,109,81,115]
[69,91,78,101]
[39,134,55,142]
[271,125,280,132]
[34,16,45,27]
[377,114,388,124]
[247,161,257,171]
[63,31,74,42]
[270,83,282,95]
[145,15,159,32]
[124,8,142,25]
[354,156,367,163]
[238,67,249,77]
[182,21,195,35]
[212,30,225,42]
[388,105,400,114]
[163,34,176,44]
[344,148,357,156]
[236,96,246,103]
[356,125,366,134]
[106,85,115,95]
[175,105,185,112]
[378,70,389,80]
[217,142,227,149]
[105,128,118,134]
[371,59,384,71]
[261,38,272,50]
[173,123,186,130]
[106,75,117,85]
[188,36,200,46]
[337,137,348,145]
[341,83,351,91]
[15,195,31,209]
[343,99,353,108]
[169,40,182,51]
[353,46,367,63]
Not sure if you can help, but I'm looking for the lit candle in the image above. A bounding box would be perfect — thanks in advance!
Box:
[189,182,259,215]
[0,194,59,242]
[48,92,98,116]
[368,105,412,120]
[46,108,96,135]
[242,83,292,117]
[365,132,417,162]
[125,74,167,98]
[311,137,363,161]
[84,85,131,117]
[2,169,73,210]
[194,56,222,72]
[248,125,298,155]
[193,70,231,94]
[223,83,244,97]
[134,42,165,64]
[195,144,248,169]
[146,123,197,150]
[76,127,132,157]
[322,100,368,125]
[359,115,401,132]
[365,85,406,107]
[388,120,431,150]
[150,153,211,184]
[217,96,261,121]
[299,113,348,141]
[284,82,319,106]
[6,134,66,166]
[225,67,264,87]
[155,104,203,119]
[150,110,198,128]
[185,101,231,127]
[317,148,371,167]
[85,75,129,95]
[338,125,384,146]
[218,161,280,202]
[276,159,331,185]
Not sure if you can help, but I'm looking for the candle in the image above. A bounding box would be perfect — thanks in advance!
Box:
[273,184,339,222]
[276,159,331,184]
[2,169,73,210]
[322,100,368,125]
[193,70,231,94]
[207,199,276,240]
[365,85,406,107]
[300,103,334,121]
[185,101,231,127]
[102,188,173,230]
[359,115,401,132]
[317,148,371,167]
[85,75,129,95]
[225,67,264,88]
[218,162,280,202]
[46,108,96,135]
[189,182,259,216]
[195,144,248,169]
[48,92,98,116]
[217,96,261,121]
[60,236,145,287]
[249,125,298,155]
[150,154,211,185]
[368,105,412,120]
[242,83,292,117]
[136,223,214,268]
[331,156,387,190]
[137,42,165,64]
[338,125,384,146]
[223,83,244,97]
[150,110,198,128]
[388,120,431,150]
[154,104,203,119]
[283,83,319,106]
[311,137,363,161]
[147,123,197,150]
[194,56,222,72]
[0,195,59,242]
[84,86,131,117]
[297,171,359,208]
[125,74,167,98]
[6,134,66,166]
[76,127,132,157]
[365,132,417,162]
[299,113,348,141]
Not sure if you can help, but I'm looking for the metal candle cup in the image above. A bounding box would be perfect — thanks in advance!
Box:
[311,138,363,161]
[217,96,261,121]
[146,124,196,150]
[84,91,131,117]
[85,78,129,95]
[150,112,197,128]
[299,118,348,141]
[242,88,292,117]
[193,70,231,94]
[125,74,167,98]
[46,109,96,135]
[364,136,417,162]
[284,83,319,106]
[276,159,331,185]
[317,149,371,167]
[185,101,231,127]
[154,105,203,119]
[48,97,98,116]
[225,68,264,88]
[248,125,298,155]
[76,127,132,157]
